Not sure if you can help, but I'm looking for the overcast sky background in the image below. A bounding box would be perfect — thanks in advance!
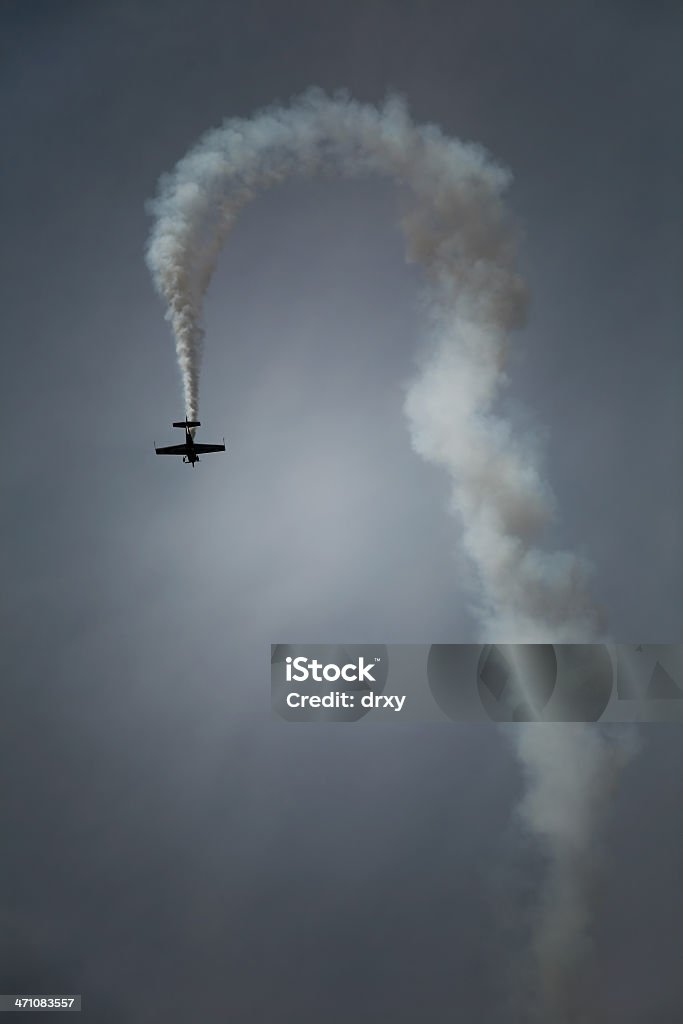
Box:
[2,2,682,1020]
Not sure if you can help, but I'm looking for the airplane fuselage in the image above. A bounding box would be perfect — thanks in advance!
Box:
[182,429,199,465]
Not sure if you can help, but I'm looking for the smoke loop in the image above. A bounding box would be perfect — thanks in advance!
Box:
[146,91,633,1020]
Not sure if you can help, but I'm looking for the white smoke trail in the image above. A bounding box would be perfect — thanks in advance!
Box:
[514,722,638,1023]
[146,90,632,1020]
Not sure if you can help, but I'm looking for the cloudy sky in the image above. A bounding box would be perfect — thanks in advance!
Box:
[2,2,682,1020]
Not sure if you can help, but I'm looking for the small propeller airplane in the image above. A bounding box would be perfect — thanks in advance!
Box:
[155,419,225,467]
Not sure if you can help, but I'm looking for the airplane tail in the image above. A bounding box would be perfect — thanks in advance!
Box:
[173,419,201,428]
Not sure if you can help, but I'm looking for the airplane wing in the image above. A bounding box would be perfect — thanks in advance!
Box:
[192,443,226,454]
[155,444,190,455]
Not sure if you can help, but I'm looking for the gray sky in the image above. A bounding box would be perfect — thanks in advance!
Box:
[2,2,682,1020]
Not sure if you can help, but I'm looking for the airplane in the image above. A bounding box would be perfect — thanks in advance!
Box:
[155,419,225,467]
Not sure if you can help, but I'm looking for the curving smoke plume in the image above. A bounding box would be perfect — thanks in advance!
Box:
[146,90,631,1020]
